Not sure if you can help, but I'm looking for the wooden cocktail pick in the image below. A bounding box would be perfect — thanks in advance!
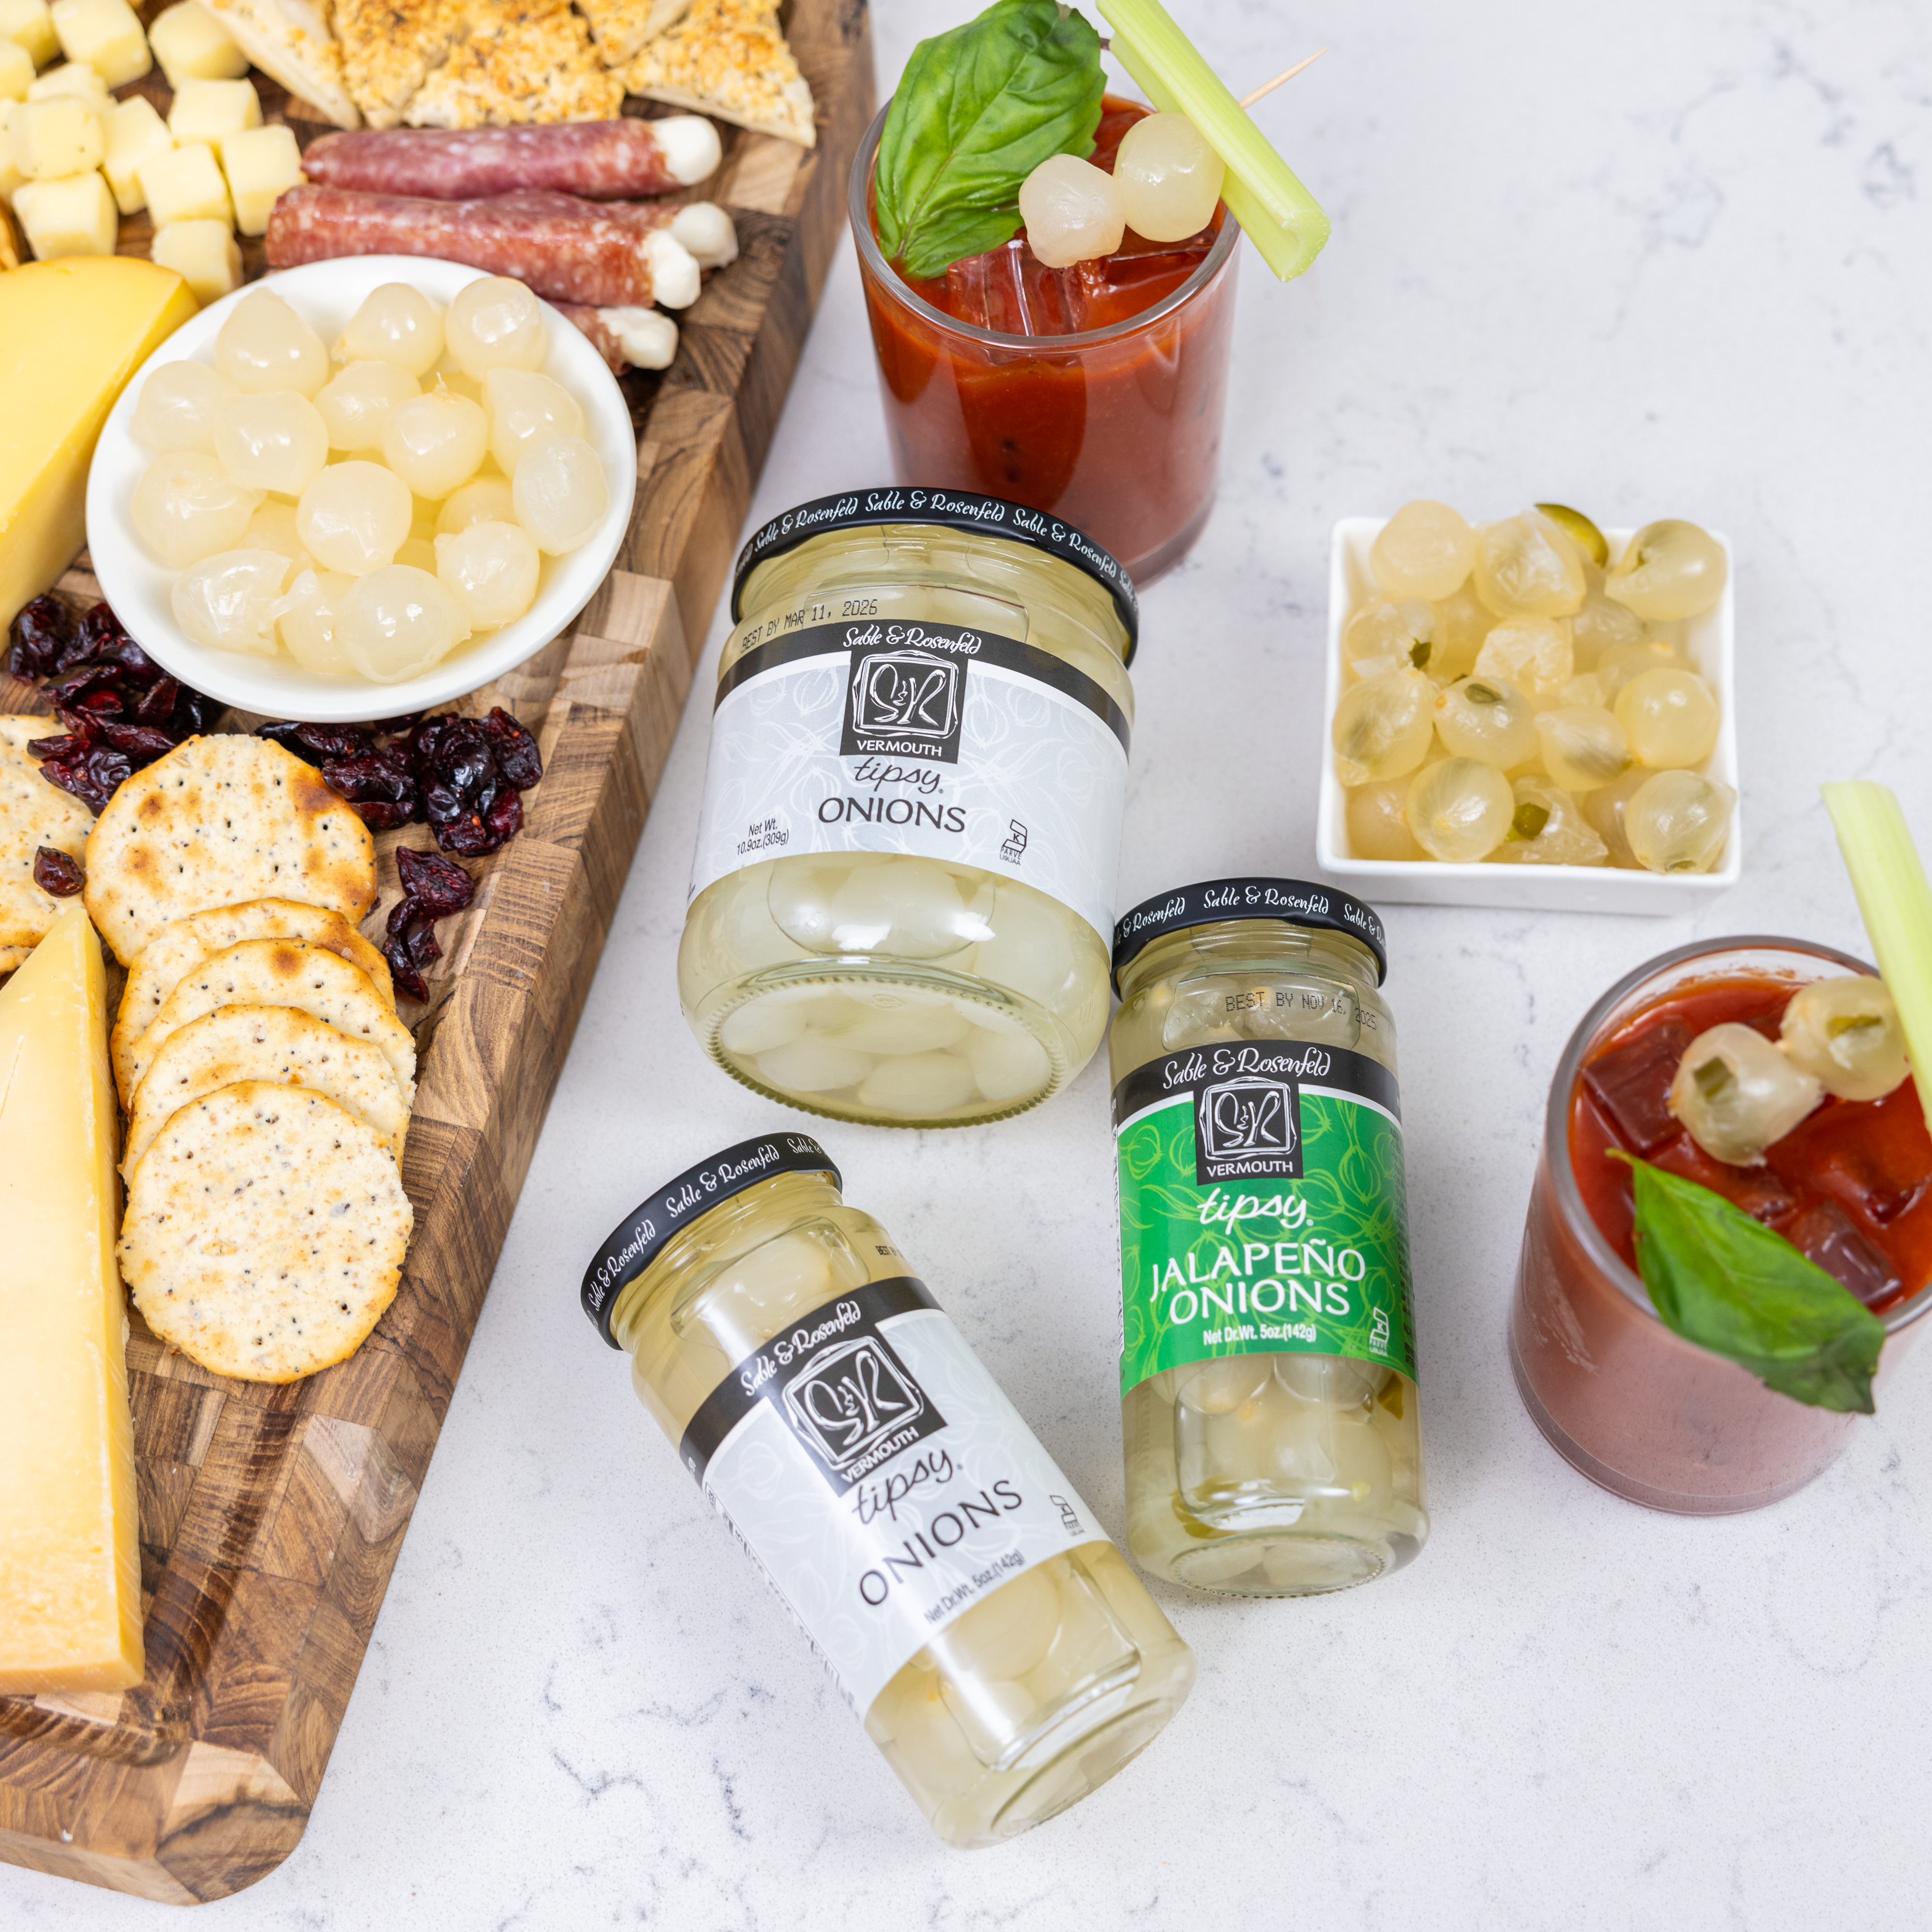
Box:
[1238,49,1327,111]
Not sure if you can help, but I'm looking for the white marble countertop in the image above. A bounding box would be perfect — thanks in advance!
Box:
[11,1,1932,1925]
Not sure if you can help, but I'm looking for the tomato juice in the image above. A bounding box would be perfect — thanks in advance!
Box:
[851,99,1240,583]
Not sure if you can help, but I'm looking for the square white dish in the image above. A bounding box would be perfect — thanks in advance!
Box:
[85,255,639,724]
[1315,516,1741,913]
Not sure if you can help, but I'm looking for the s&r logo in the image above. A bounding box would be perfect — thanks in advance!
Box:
[841,649,966,763]
[782,1335,946,1487]
[1195,1074,1303,1181]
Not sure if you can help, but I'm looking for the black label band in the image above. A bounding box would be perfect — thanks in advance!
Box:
[715,620,1131,758]
[679,1277,946,1492]
[1113,1043,1401,1183]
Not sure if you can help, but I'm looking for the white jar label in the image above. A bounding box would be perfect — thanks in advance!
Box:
[681,1277,1107,1719]
[687,620,1130,943]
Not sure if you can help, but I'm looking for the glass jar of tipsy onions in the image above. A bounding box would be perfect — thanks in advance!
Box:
[679,489,1138,1126]
[582,1132,1194,1848]
[1108,881,1429,1596]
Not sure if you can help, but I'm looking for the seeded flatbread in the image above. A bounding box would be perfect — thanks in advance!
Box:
[124,938,416,1106]
[119,1083,411,1382]
[623,0,815,147]
[84,735,377,966]
[1,717,95,949]
[113,898,395,1099]
[0,944,29,975]
[579,0,688,66]
[124,1005,412,1179]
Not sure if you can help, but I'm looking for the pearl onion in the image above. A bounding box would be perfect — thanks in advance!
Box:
[133,360,236,454]
[130,452,263,569]
[435,476,517,535]
[315,360,420,453]
[1112,110,1224,242]
[296,461,412,576]
[433,520,540,629]
[214,289,329,398]
[336,565,471,683]
[170,549,289,654]
[445,276,546,379]
[1018,153,1125,267]
[213,389,328,496]
[381,384,488,499]
[511,431,609,554]
[337,283,445,377]
[1668,1022,1821,1165]
[484,367,584,474]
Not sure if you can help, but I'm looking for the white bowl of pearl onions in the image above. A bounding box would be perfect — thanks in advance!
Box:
[85,256,637,724]
[1315,512,1741,914]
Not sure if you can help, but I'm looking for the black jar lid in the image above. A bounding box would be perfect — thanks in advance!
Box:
[1111,878,1389,992]
[580,1132,840,1348]
[730,486,1141,663]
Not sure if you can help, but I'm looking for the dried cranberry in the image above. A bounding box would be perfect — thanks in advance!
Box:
[256,720,325,764]
[98,721,181,760]
[9,594,75,678]
[483,707,543,790]
[40,745,133,814]
[74,603,127,657]
[396,846,476,915]
[167,687,221,738]
[370,711,426,735]
[380,934,431,1004]
[484,784,522,842]
[27,732,90,761]
[32,846,84,896]
[321,752,419,829]
[134,675,180,726]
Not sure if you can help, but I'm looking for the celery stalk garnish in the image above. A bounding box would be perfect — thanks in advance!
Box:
[1096,0,1331,280]
[1823,781,1932,1135]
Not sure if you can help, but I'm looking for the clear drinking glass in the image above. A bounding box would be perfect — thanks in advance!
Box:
[1510,937,1932,1513]
[849,103,1241,585]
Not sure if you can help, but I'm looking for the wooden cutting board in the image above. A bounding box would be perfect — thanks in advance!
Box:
[0,0,873,1901]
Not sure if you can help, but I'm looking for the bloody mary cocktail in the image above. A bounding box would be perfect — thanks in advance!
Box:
[1511,938,1932,1513]
[851,98,1241,584]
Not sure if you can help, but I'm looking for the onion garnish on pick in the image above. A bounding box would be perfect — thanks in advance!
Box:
[1823,780,1932,1135]
[1097,0,1331,280]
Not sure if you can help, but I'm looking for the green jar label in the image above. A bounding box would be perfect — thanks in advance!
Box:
[1112,1042,1419,1395]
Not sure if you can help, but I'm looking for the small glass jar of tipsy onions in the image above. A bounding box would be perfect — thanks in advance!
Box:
[582,1132,1194,1848]
[1108,881,1429,1597]
[679,489,1138,1126]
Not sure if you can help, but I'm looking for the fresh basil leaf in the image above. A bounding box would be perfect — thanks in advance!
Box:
[875,0,1106,282]
[1614,1152,1885,1413]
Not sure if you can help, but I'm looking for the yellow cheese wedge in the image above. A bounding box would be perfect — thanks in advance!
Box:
[0,255,196,629]
[0,904,143,1695]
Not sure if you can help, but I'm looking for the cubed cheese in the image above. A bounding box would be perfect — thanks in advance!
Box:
[48,0,147,88]
[0,256,196,626]
[0,101,26,203]
[149,214,237,301]
[165,73,256,150]
[101,88,167,212]
[25,56,103,101]
[14,164,113,255]
[220,118,296,235]
[137,137,228,227]
[147,1,244,88]
[0,908,145,1697]
[19,95,101,177]
[0,0,58,69]
[0,33,31,99]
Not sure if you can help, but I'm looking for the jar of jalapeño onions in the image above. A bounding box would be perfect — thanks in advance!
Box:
[1108,881,1429,1598]
[582,1132,1195,1848]
[679,489,1137,1127]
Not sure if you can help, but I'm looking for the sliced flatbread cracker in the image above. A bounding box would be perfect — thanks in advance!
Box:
[84,735,377,967]
[405,0,624,128]
[125,938,416,1106]
[332,0,460,129]
[623,0,815,147]
[113,897,394,1099]
[202,0,364,129]
[1,717,95,949]
[124,1006,412,1179]
[0,944,28,975]
[119,1083,411,1383]
[579,0,689,67]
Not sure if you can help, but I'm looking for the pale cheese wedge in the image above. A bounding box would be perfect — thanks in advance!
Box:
[0,904,144,1696]
[198,0,360,129]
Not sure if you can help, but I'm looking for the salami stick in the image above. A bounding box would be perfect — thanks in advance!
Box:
[265,185,703,309]
[299,117,722,201]
[556,304,680,375]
